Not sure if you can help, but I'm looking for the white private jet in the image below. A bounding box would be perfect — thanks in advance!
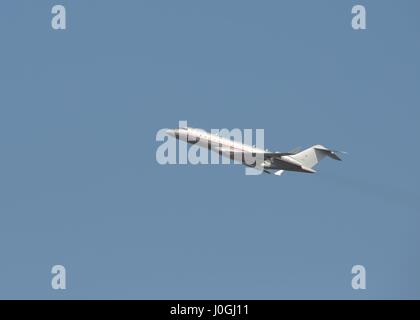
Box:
[166,127,343,175]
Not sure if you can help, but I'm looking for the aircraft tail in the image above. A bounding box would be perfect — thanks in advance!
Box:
[290,145,342,169]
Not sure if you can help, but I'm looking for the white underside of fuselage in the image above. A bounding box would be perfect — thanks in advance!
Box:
[176,128,266,168]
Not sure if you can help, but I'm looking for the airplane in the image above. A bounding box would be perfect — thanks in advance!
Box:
[165,126,343,175]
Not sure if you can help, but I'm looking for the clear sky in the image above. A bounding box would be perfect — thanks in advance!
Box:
[0,0,419,299]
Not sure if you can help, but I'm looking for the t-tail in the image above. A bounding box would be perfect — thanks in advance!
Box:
[289,144,342,171]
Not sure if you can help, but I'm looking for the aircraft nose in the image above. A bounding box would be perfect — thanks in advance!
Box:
[166,129,176,137]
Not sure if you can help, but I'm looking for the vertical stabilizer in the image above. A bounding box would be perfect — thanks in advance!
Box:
[290,145,342,168]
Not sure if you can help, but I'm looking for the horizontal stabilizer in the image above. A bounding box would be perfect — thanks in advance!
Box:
[314,147,343,161]
[274,170,284,176]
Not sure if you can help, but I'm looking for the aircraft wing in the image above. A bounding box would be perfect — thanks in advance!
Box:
[214,147,257,159]
[214,147,293,163]
[263,152,294,159]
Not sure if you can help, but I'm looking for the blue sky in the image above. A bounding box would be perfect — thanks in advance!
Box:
[0,0,419,299]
